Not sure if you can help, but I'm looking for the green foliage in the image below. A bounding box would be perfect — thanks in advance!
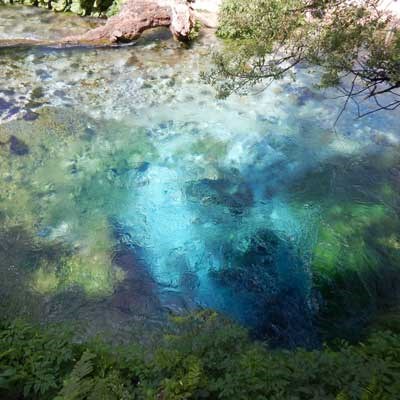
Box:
[1,313,400,399]
[206,0,400,114]
[55,349,134,400]
[188,20,202,42]
[0,320,76,399]
[56,351,97,400]
[6,0,120,16]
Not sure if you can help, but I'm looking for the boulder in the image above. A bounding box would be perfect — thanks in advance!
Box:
[63,0,196,44]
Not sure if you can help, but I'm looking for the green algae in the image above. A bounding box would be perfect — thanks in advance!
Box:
[286,149,400,281]
[32,263,59,294]
[0,107,156,301]
[39,252,124,296]
[309,200,400,338]
[283,150,400,337]
[189,135,229,162]
[0,224,67,320]
[31,216,125,296]
[313,203,391,275]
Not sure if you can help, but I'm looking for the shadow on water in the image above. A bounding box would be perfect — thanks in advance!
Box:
[0,224,69,321]
[286,150,400,341]
[313,213,400,341]
[207,228,317,347]
[111,223,163,316]
[0,222,169,345]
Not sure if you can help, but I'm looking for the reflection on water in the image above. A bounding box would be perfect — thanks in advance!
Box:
[0,6,400,346]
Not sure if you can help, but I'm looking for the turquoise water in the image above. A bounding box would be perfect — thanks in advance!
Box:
[1,6,400,346]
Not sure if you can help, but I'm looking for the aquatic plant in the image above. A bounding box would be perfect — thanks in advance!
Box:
[1,313,400,399]
[0,109,157,305]
[310,201,400,338]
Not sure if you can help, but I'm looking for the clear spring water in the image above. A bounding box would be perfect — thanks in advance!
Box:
[1,5,400,346]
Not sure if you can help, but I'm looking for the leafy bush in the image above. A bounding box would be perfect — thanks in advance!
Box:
[206,0,400,117]
[5,0,121,17]
[1,311,400,399]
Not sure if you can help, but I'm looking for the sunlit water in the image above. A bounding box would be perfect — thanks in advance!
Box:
[1,5,400,346]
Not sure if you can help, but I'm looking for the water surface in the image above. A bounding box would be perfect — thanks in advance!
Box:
[1,5,400,346]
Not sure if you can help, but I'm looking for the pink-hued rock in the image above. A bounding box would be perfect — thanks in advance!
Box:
[63,0,195,45]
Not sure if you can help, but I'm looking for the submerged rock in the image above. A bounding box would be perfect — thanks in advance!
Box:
[82,126,96,140]
[7,107,21,119]
[209,229,316,347]
[23,110,39,121]
[111,245,162,315]
[31,87,45,99]
[136,161,150,172]
[35,69,51,81]
[186,177,253,214]
[0,97,12,116]
[9,135,29,156]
